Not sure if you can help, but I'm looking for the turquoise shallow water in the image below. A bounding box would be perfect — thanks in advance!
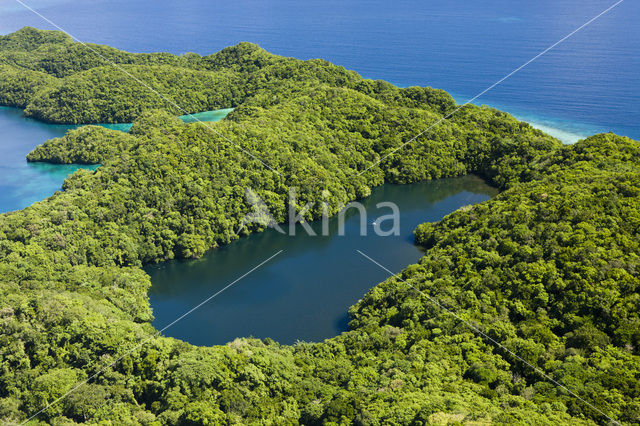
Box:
[0,107,80,212]
[100,108,236,132]
[180,108,235,124]
[449,93,595,144]
[0,107,232,213]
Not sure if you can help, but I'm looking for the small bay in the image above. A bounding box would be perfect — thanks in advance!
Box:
[0,106,80,213]
[0,107,232,213]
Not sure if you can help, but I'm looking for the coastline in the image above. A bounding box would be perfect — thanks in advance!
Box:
[522,119,590,144]
[0,106,233,213]
[448,93,611,144]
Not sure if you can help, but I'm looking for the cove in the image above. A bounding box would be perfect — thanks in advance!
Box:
[101,108,235,132]
[0,106,86,213]
[145,175,498,346]
[0,107,233,213]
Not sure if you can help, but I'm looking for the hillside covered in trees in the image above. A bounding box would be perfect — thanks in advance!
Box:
[0,27,638,424]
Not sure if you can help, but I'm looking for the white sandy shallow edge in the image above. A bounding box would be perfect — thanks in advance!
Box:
[521,119,590,145]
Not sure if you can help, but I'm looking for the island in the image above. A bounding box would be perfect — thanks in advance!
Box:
[0,27,637,424]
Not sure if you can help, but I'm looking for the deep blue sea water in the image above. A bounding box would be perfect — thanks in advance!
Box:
[1,0,638,142]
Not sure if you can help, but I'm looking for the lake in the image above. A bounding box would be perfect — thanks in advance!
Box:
[0,102,497,346]
[145,175,498,345]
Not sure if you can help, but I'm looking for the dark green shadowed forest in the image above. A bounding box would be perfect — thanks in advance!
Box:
[0,27,638,424]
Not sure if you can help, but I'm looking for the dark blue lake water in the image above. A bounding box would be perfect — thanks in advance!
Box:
[1,0,638,142]
[145,176,497,345]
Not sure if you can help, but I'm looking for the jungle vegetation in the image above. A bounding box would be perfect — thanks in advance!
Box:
[0,27,638,424]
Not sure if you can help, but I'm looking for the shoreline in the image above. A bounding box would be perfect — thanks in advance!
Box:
[0,100,607,145]
[448,93,614,144]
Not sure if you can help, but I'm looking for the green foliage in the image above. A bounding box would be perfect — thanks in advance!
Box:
[0,27,460,124]
[27,125,136,164]
[0,27,638,425]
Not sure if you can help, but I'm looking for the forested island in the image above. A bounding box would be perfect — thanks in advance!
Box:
[0,27,638,424]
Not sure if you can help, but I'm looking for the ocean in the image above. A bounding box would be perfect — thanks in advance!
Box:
[1,0,638,142]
